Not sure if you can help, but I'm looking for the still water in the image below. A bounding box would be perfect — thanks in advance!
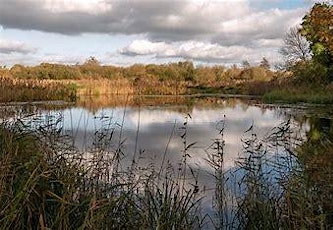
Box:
[16,96,302,172]
[61,97,289,170]
[1,95,330,179]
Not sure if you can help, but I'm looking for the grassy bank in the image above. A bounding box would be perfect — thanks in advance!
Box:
[262,84,333,104]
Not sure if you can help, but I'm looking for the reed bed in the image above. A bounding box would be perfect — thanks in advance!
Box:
[75,78,134,96]
[206,118,333,229]
[0,113,202,229]
[4,60,333,104]
[75,78,187,97]
[0,77,76,102]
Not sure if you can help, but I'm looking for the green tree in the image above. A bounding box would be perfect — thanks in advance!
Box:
[300,3,333,67]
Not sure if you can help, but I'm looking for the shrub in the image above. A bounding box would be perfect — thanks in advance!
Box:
[291,60,328,86]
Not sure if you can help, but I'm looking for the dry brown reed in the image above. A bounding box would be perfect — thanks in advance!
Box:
[75,78,187,97]
[75,78,134,96]
[0,77,76,102]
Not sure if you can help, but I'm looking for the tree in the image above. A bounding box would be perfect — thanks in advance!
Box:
[279,26,311,66]
[84,56,100,66]
[300,3,333,66]
[242,60,250,69]
[259,57,270,69]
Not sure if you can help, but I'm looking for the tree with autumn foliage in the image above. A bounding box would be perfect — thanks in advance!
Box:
[300,2,333,81]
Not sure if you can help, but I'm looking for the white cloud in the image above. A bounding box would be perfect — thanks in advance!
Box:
[214,8,305,45]
[38,54,84,65]
[0,0,315,65]
[0,39,37,54]
[0,53,86,67]
[116,3,308,63]
[120,39,281,63]
[120,40,172,56]
[177,42,251,61]
[42,0,112,14]
[255,39,284,47]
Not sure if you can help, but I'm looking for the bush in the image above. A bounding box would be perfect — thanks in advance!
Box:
[291,60,328,86]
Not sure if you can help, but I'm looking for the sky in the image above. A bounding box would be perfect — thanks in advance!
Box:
[0,0,329,67]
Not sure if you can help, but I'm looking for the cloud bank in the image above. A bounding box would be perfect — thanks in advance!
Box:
[0,0,313,64]
[0,39,37,54]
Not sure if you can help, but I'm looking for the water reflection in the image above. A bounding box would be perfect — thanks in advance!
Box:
[56,98,287,172]
[1,96,324,178]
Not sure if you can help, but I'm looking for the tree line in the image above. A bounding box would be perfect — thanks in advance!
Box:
[280,2,332,85]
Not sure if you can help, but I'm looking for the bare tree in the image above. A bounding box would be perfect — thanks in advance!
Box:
[279,26,311,66]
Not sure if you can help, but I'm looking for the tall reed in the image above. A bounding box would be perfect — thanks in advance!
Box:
[0,111,202,229]
[0,77,76,102]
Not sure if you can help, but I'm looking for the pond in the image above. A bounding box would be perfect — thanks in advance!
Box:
[1,95,332,228]
[1,96,301,171]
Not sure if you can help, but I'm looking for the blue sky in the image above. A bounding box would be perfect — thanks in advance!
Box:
[0,0,328,67]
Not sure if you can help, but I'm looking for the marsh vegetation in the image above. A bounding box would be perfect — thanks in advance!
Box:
[0,97,332,229]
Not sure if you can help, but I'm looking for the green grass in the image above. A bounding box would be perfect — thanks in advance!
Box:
[263,88,333,104]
